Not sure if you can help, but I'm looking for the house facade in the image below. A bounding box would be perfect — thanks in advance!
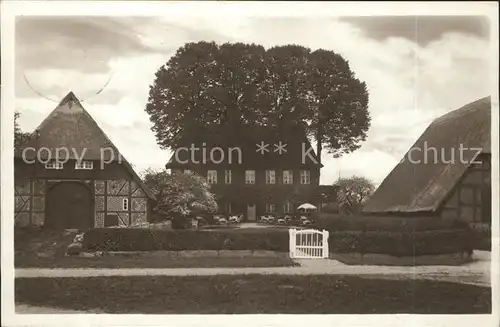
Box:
[165,124,323,220]
[363,96,492,229]
[14,92,154,230]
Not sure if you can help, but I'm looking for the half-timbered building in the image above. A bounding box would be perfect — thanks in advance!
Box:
[364,96,492,229]
[14,92,154,229]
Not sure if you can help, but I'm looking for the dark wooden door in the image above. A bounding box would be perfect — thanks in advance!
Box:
[46,182,93,230]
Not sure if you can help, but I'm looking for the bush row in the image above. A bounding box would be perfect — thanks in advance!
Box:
[327,229,474,256]
[83,228,290,252]
[83,227,476,256]
[314,213,470,232]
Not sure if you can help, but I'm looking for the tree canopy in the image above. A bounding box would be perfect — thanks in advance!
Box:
[146,41,371,162]
[335,176,376,215]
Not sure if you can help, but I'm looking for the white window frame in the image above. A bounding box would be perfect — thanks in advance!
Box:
[265,170,276,184]
[266,203,276,213]
[75,160,93,170]
[300,170,311,185]
[45,160,64,170]
[283,170,293,184]
[225,170,232,184]
[122,198,129,211]
[207,170,218,184]
[284,201,293,214]
[245,170,256,184]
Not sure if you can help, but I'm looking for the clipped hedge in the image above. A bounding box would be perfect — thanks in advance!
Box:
[82,226,475,258]
[328,229,474,257]
[314,213,470,232]
[83,228,290,252]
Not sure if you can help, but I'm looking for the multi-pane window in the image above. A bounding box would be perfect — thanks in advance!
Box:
[245,170,256,184]
[284,201,293,214]
[45,160,64,170]
[283,170,293,184]
[225,170,232,184]
[300,170,311,184]
[122,198,129,211]
[207,170,217,184]
[265,170,276,184]
[184,169,192,174]
[75,160,93,170]
[266,203,276,213]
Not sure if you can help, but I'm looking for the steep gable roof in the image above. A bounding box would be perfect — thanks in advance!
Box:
[165,124,323,168]
[363,96,491,214]
[15,92,155,200]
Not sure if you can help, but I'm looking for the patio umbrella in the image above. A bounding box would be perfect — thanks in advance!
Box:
[297,203,317,211]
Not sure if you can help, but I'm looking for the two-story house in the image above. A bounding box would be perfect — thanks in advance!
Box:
[165,124,323,221]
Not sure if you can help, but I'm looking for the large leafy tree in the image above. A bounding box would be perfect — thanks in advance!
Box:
[142,168,217,220]
[307,50,370,161]
[146,41,370,161]
[14,112,31,149]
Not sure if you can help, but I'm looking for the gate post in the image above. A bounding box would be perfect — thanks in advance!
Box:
[289,228,296,258]
[322,230,329,258]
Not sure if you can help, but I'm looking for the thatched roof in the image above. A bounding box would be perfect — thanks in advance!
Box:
[166,124,323,169]
[15,92,155,200]
[363,96,491,214]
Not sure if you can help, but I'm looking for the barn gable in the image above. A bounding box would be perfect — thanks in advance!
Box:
[14,92,154,229]
[15,91,154,200]
[363,96,491,214]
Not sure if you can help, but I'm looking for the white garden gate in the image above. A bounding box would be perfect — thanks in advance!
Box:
[289,228,329,259]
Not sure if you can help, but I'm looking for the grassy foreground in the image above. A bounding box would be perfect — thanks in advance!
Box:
[15,275,491,314]
[15,255,297,269]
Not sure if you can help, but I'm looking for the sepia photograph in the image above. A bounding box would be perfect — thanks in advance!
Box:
[1,1,499,326]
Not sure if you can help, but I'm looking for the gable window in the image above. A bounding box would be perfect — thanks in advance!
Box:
[225,170,232,184]
[45,160,64,170]
[283,170,293,184]
[265,170,276,184]
[300,170,311,184]
[245,170,256,184]
[122,198,129,211]
[266,203,276,213]
[284,201,293,214]
[207,170,217,184]
[75,160,93,170]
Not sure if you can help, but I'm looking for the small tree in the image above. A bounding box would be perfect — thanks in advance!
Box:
[141,168,217,227]
[14,112,31,149]
[335,176,375,215]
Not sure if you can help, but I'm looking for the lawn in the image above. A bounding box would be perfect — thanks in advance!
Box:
[15,275,491,314]
[15,255,297,269]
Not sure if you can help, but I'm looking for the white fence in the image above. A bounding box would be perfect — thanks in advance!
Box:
[289,228,329,259]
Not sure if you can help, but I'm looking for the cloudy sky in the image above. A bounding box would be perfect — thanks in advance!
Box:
[15,13,492,185]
